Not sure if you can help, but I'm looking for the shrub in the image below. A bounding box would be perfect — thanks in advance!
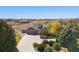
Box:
[42,40,48,44]
[58,28,79,51]
[67,19,77,29]
[0,20,16,52]
[44,45,53,52]
[33,43,39,47]
[39,27,54,39]
[16,34,21,44]
[37,43,46,52]
[48,40,55,46]
[53,43,61,51]
[38,27,49,35]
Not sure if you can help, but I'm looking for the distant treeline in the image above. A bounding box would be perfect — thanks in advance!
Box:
[0,18,79,22]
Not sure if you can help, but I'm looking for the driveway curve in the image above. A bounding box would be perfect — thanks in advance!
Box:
[17,34,43,52]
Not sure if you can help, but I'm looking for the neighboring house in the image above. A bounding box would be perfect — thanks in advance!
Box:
[21,27,38,35]
[34,24,43,30]
[21,24,44,35]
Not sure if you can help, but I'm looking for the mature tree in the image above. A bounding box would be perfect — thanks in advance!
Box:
[0,20,16,52]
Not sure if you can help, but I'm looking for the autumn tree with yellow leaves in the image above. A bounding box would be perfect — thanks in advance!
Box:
[48,20,62,37]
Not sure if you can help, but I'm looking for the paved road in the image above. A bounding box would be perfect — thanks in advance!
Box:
[17,34,43,52]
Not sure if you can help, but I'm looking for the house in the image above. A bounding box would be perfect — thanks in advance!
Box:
[34,24,43,30]
[21,27,38,35]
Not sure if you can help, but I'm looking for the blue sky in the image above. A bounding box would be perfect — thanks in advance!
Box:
[0,6,79,19]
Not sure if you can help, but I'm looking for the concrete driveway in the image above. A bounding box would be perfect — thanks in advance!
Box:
[17,34,43,52]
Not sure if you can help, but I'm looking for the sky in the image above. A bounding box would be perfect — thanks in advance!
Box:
[0,6,79,19]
